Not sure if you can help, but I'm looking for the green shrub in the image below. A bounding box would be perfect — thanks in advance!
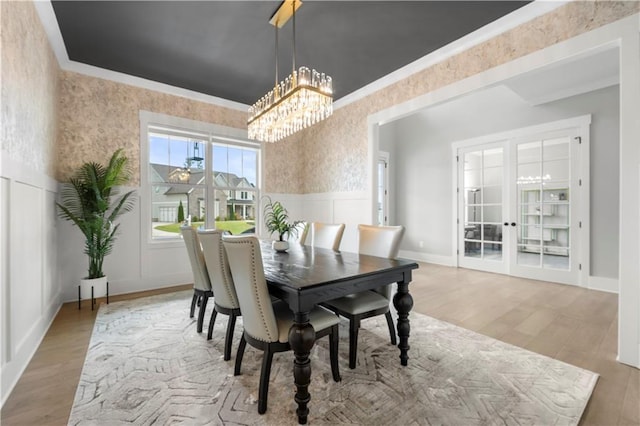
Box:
[177,201,185,223]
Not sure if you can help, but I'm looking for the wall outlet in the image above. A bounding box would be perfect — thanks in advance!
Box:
[418,240,424,248]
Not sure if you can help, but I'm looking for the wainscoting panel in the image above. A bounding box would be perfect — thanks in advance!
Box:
[10,181,43,355]
[1,177,9,370]
[58,187,194,302]
[0,158,60,407]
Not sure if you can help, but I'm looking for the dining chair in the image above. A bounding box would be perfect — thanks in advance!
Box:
[292,221,309,245]
[180,226,213,333]
[310,222,345,251]
[323,224,405,369]
[198,229,241,361]
[222,235,341,414]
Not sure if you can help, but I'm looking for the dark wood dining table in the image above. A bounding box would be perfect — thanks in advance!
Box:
[259,240,419,424]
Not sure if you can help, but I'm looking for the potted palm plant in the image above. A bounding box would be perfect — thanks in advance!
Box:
[263,196,300,252]
[56,149,136,302]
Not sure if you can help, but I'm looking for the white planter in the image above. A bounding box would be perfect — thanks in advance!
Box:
[80,276,108,299]
[272,240,289,253]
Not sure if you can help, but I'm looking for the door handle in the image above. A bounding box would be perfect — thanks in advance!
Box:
[511,222,516,227]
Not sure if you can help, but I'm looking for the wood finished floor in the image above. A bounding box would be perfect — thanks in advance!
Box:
[2,266,638,425]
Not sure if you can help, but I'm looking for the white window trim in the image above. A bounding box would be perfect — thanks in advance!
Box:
[140,110,262,249]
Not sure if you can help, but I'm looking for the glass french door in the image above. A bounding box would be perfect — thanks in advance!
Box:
[509,131,580,284]
[457,129,581,285]
[458,144,507,274]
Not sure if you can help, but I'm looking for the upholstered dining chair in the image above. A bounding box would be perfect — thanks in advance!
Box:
[222,235,341,414]
[198,229,241,361]
[292,221,309,245]
[180,226,213,334]
[310,222,345,251]
[323,224,405,369]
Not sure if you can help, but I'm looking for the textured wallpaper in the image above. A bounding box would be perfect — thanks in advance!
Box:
[57,73,247,185]
[272,1,639,194]
[54,1,638,192]
[1,1,60,177]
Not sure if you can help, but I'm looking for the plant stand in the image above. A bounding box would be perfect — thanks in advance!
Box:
[78,281,109,310]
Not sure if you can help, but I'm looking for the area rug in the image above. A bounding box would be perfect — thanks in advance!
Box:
[68,291,598,425]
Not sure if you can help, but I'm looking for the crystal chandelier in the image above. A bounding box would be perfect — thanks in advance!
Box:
[248,0,333,143]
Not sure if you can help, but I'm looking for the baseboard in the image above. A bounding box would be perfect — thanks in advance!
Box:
[588,276,619,294]
[63,273,193,304]
[398,250,455,266]
[1,293,62,408]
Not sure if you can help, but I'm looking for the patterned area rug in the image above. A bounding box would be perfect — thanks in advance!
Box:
[69,291,597,425]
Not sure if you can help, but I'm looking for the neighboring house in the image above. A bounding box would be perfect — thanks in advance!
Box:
[149,163,256,222]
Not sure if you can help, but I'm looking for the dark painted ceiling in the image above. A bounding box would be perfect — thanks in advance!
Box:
[51,1,530,105]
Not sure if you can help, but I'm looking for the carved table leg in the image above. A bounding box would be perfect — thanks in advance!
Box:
[288,312,316,424]
[393,281,414,366]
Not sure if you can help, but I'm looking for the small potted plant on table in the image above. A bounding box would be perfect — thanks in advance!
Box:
[263,196,299,252]
[56,149,136,308]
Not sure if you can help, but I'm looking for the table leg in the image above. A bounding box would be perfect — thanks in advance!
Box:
[288,311,316,424]
[393,281,413,366]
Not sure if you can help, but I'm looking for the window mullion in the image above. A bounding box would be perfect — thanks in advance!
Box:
[205,134,215,229]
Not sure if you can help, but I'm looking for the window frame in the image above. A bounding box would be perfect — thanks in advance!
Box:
[140,111,262,248]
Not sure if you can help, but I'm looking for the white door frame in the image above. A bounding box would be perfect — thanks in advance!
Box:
[378,151,390,225]
[451,115,591,287]
[368,16,639,367]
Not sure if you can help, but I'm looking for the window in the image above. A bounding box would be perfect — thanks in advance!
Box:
[142,112,260,241]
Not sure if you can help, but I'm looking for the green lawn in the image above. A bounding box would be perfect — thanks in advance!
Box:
[154,221,255,235]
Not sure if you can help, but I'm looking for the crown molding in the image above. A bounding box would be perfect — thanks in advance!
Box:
[33,0,566,114]
[33,0,248,112]
[333,0,569,110]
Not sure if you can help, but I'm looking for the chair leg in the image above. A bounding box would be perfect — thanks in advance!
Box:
[234,334,247,376]
[190,293,198,318]
[329,324,341,382]
[207,308,218,340]
[385,311,397,346]
[349,318,360,370]
[197,295,209,333]
[223,313,237,361]
[258,347,275,414]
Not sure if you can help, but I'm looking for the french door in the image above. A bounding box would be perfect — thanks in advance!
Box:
[458,143,508,274]
[457,126,584,286]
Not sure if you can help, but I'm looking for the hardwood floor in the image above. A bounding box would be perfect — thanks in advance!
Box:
[2,266,638,425]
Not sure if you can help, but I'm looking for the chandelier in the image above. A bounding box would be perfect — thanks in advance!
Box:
[248,0,333,143]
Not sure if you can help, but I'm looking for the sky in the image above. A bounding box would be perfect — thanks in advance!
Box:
[149,134,257,185]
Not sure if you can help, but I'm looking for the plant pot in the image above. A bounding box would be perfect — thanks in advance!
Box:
[272,240,289,253]
[80,276,108,299]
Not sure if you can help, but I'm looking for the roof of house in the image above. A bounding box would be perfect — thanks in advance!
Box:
[150,163,255,195]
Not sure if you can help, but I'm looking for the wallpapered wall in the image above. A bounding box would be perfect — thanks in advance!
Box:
[1,1,59,177]
[57,73,247,185]
[284,1,639,195]
[54,1,638,192]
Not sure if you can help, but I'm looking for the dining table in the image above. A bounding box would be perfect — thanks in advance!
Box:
[259,240,419,424]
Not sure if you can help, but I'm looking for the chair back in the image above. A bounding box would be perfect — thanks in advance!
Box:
[358,224,405,259]
[180,226,211,292]
[198,229,240,310]
[223,236,279,343]
[358,224,405,300]
[292,221,309,245]
[311,222,345,251]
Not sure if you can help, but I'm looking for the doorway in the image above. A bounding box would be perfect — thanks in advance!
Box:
[377,152,390,226]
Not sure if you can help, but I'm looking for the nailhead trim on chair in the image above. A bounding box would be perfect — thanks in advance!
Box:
[216,232,238,308]
[231,238,276,343]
